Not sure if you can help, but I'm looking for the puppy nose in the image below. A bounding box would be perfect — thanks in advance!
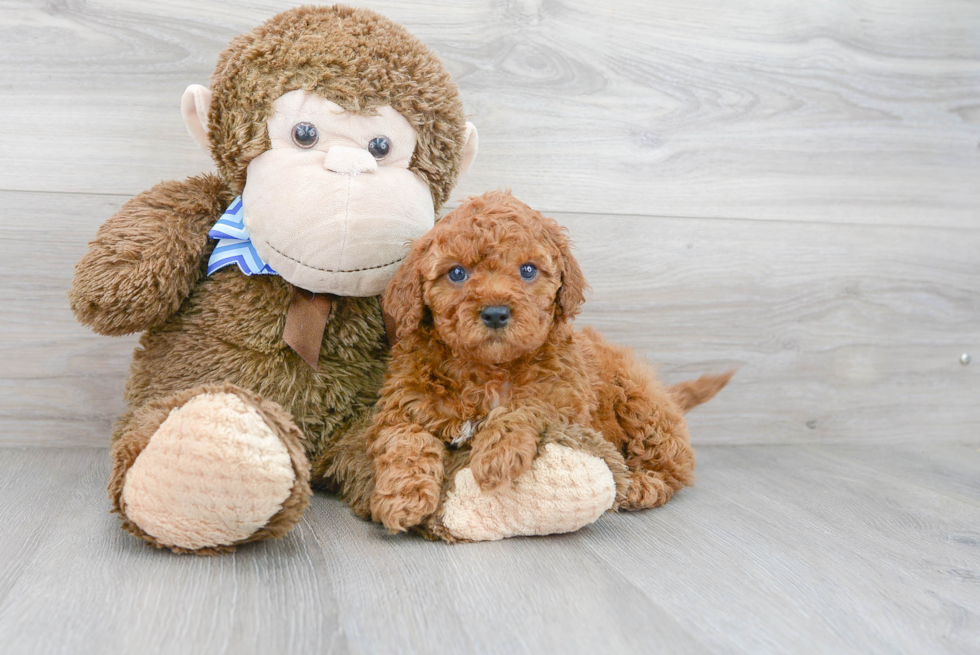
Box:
[481,305,511,329]
[323,146,378,175]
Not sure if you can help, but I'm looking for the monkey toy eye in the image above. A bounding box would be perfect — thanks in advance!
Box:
[447,266,468,283]
[519,263,537,280]
[292,122,318,148]
[367,136,390,159]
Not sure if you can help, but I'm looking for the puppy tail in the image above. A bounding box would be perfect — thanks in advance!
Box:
[668,369,736,413]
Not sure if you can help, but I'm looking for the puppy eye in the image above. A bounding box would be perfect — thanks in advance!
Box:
[447,266,468,283]
[519,263,537,280]
[292,122,318,148]
[367,136,390,159]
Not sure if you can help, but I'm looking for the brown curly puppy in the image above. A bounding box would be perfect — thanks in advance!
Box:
[367,190,732,533]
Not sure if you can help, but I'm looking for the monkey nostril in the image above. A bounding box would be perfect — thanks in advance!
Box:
[480,306,511,329]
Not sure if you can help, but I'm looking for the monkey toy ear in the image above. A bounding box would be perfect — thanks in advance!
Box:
[459,122,479,174]
[181,84,213,153]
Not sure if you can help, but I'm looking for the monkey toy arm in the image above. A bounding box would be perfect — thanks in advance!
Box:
[69,174,235,336]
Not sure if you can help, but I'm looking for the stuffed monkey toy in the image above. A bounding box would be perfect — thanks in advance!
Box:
[69,5,625,553]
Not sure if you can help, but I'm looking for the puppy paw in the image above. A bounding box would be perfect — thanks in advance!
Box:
[620,470,672,510]
[470,425,538,492]
[370,476,441,533]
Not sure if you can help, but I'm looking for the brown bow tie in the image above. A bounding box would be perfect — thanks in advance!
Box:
[283,288,397,369]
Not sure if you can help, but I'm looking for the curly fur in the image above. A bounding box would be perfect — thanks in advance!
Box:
[366,191,731,533]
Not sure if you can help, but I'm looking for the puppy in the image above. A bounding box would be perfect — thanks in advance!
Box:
[367,190,731,533]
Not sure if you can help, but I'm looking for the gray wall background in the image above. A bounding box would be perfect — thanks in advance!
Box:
[1,0,977,447]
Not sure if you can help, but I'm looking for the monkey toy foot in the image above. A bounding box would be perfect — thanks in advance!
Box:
[114,384,311,554]
[426,424,630,542]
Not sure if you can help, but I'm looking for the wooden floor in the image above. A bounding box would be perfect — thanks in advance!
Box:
[1,442,978,654]
[2,0,979,653]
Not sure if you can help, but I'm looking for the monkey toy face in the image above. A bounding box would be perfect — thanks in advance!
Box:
[179,6,478,297]
[242,90,436,295]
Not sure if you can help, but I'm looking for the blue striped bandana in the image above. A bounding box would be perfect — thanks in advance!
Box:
[207,196,278,277]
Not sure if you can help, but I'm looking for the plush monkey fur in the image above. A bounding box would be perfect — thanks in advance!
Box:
[70,6,633,553]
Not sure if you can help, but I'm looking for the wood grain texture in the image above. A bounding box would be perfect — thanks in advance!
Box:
[565,211,980,445]
[0,191,134,447]
[0,443,977,654]
[2,190,977,447]
[582,442,980,655]
[1,0,979,225]
[0,448,105,603]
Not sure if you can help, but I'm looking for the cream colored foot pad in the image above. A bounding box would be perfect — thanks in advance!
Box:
[122,392,295,550]
[442,443,616,542]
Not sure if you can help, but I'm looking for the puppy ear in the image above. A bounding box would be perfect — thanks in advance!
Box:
[555,230,588,321]
[382,241,428,340]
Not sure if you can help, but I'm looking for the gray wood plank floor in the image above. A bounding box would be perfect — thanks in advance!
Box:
[0,443,977,654]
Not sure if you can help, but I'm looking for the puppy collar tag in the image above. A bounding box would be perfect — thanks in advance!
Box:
[450,420,477,449]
